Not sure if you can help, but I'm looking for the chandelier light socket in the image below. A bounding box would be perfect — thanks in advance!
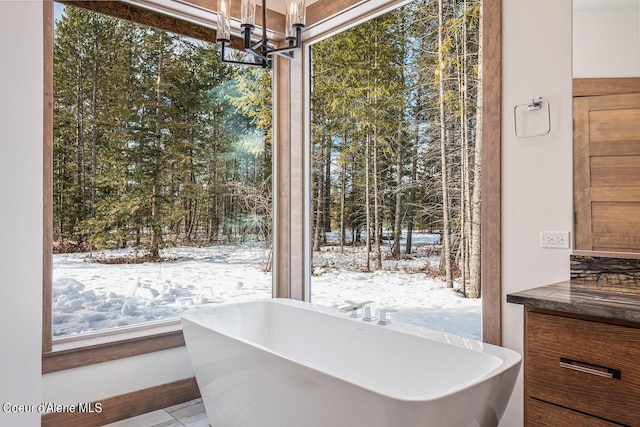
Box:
[216,0,231,43]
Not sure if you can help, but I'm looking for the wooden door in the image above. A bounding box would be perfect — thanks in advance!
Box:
[574,92,640,252]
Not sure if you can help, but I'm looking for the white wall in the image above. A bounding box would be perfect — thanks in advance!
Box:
[0,2,43,426]
[573,0,640,77]
[500,0,574,425]
[41,347,194,405]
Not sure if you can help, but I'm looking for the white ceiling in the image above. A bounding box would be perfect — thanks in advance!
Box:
[262,0,319,14]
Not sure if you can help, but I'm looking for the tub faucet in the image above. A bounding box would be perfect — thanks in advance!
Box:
[341,300,373,318]
[378,309,396,325]
[363,303,377,322]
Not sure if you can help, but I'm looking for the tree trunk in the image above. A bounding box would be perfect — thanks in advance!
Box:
[365,132,372,272]
[392,120,403,259]
[459,0,471,296]
[405,99,419,255]
[90,35,99,218]
[438,0,453,288]
[469,0,483,299]
[150,36,164,260]
[75,50,86,224]
[324,134,332,235]
[313,130,325,252]
[373,126,382,270]
[340,134,347,254]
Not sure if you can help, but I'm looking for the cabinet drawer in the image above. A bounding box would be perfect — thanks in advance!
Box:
[527,398,622,427]
[526,312,640,425]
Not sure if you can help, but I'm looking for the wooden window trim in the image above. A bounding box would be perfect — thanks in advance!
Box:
[41,377,200,426]
[481,0,502,346]
[298,0,503,346]
[43,325,185,374]
[43,0,54,356]
[59,0,245,49]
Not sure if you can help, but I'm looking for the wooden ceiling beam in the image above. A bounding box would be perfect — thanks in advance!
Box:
[60,0,243,49]
[306,0,368,28]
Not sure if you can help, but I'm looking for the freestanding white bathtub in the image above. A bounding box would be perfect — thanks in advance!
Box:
[182,299,520,427]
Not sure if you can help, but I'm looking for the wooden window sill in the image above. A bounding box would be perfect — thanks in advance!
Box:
[43,320,185,374]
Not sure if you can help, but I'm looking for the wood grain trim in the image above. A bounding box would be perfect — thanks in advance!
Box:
[289,52,306,301]
[526,305,640,329]
[273,55,292,299]
[43,0,54,355]
[573,97,592,251]
[526,398,621,427]
[41,377,200,427]
[593,234,640,253]
[573,78,640,98]
[572,250,640,260]
[481,0,502,346]
[60,0,242,49]
[591,140,640,156]
[524,309,529,422]
[591,187,640,202]
[43,331,185,374]
[307,0,367,28]
[586,91,640,110]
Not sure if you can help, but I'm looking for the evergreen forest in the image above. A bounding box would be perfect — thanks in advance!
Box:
[310,0,482,297]
[53,5,272,262]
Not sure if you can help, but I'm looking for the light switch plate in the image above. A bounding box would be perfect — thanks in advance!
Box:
[540,231,570,249]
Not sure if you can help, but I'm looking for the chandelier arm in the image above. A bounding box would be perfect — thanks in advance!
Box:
[251,39,266,51]
[221,42,268,67]
[246,47,271,62]
[222,57,266,66]
[270,50,294,59]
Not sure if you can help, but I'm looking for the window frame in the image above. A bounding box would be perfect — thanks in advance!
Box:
[298,0,503,345]
[42,0,502,373]
[42,0,278,372]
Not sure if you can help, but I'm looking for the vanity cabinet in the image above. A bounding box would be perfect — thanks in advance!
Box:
[524,308,640,426]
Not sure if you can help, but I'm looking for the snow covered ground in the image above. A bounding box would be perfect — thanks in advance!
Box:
[52,233,481,340]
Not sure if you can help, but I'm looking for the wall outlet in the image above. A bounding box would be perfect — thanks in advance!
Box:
[540,231,570,249]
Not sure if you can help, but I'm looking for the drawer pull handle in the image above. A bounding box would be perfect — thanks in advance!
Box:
[559,358,621,380]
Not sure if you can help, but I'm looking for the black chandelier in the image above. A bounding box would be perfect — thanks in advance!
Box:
[216,0,307,68]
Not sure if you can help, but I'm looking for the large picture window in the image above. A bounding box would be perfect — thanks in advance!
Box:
[42,0,502,373]
[308,0,483,339]
[51,3,273,338]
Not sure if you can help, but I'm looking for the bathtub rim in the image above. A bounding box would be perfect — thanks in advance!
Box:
[181,298,521,403]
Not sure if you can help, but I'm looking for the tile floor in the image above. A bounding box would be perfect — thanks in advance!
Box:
[102,398,209,427]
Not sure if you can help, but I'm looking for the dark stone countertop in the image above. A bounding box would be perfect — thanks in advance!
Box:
[507,281,640,323]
